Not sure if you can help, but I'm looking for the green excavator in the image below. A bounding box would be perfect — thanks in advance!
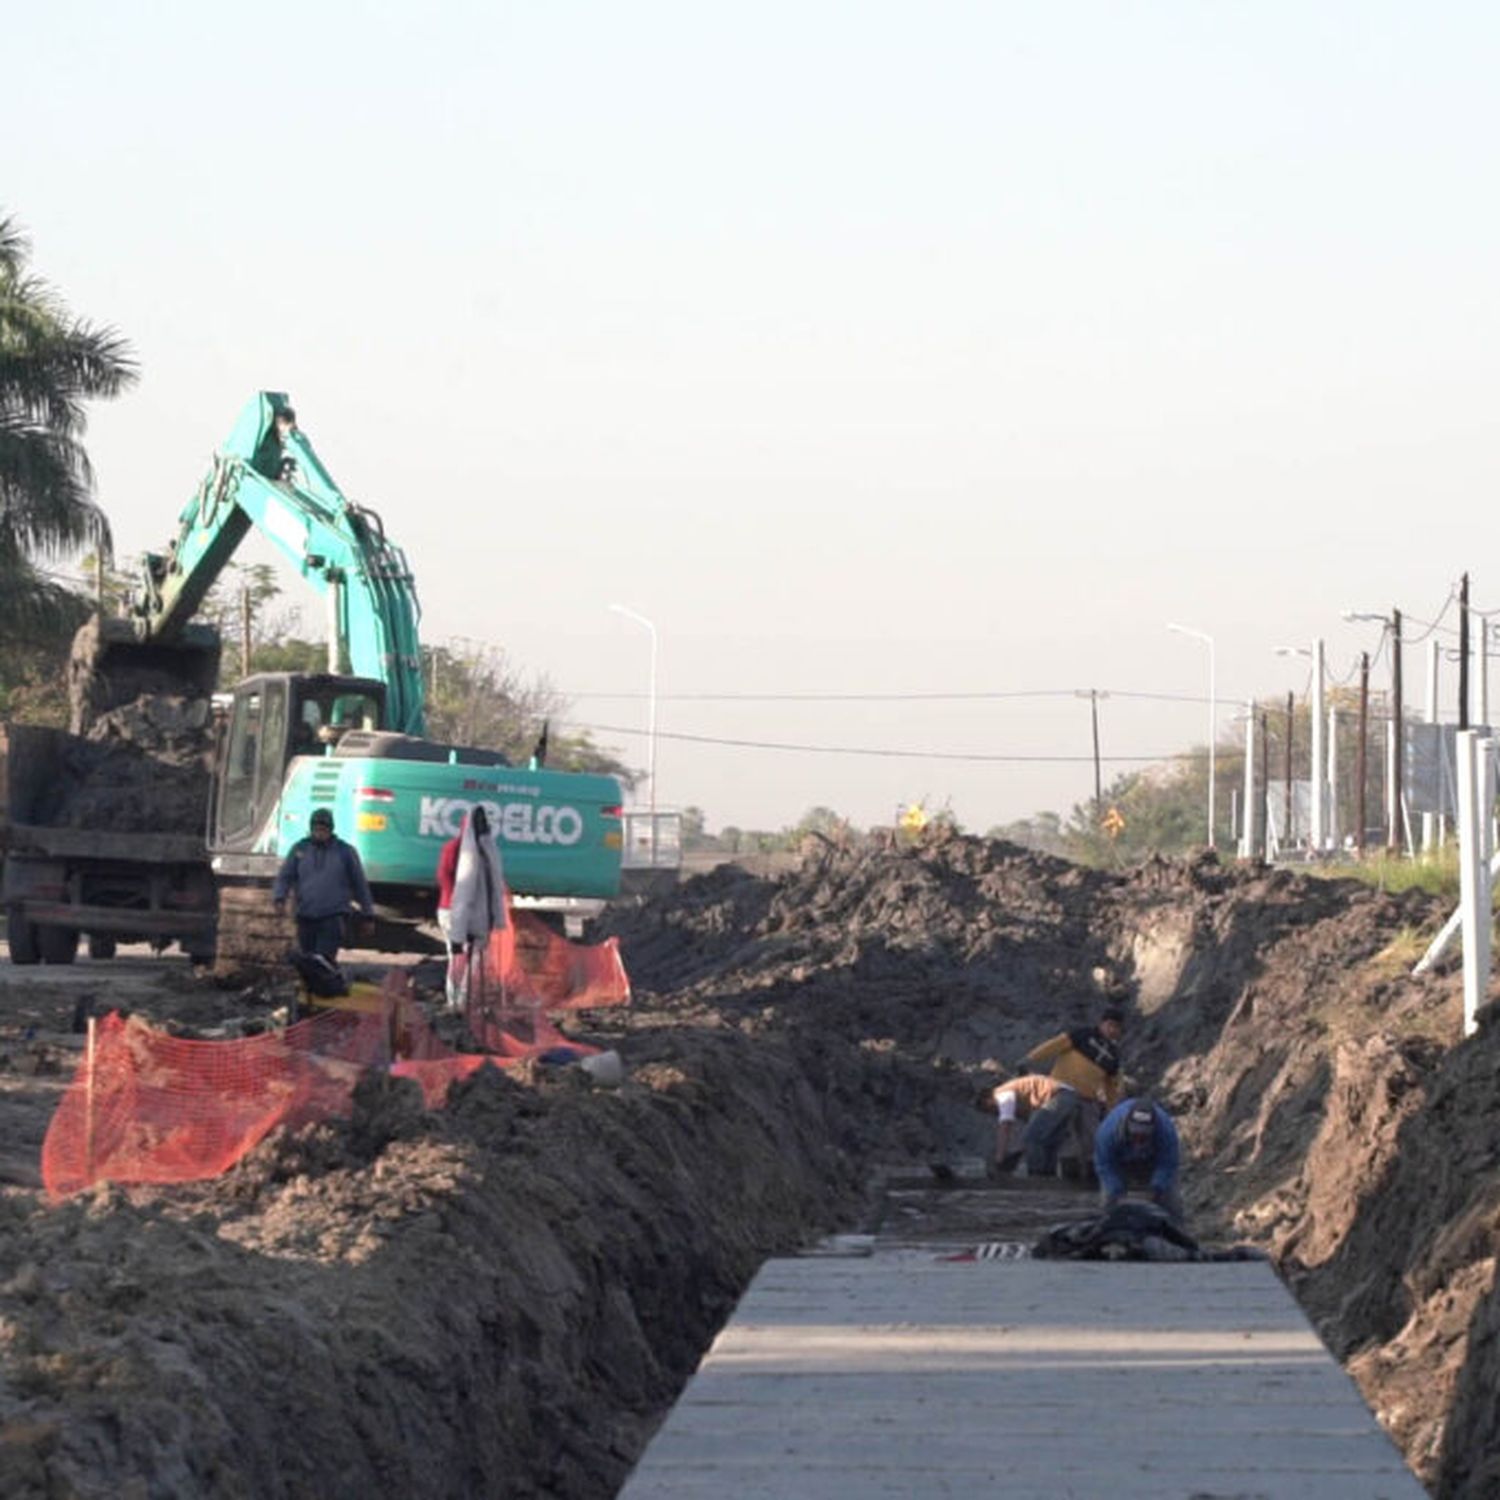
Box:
[72,392,624,964]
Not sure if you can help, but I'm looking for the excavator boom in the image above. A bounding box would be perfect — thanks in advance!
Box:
[97,394,427,735]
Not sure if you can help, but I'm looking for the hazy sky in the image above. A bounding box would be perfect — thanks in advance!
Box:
[8,2,1499,832]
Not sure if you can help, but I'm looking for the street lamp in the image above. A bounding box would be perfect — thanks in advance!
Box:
[1167,623,1216,848]
[1344,608,1404,853]
[609,604,658,854]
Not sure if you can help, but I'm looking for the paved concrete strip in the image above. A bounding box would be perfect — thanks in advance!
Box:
[620,1257,1426,1500]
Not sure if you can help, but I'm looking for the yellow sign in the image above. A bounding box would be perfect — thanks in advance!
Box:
[900,803,929,833]
[1100,806,1125,838]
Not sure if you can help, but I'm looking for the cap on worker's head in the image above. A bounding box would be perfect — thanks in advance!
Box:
[1101,1005,1127,1026]
[1125,1102,1156,1141]
[310,808,334,830]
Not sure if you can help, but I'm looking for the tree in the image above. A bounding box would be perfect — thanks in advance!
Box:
[422,640,637,787]
[0,214,136,641]
[987,810,1067,855]
[793,805,854,841]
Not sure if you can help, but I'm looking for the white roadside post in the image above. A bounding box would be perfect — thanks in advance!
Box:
[1424,639,1440,854]
[1311,639,1326,853]
[1240,700,1256,859]
[1326,704,1340,851]
[1387,719,1400,853]
[1455,730,1495,1037]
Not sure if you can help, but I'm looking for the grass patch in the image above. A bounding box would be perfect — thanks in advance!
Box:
[1312,847,1462,901]
[1370,925,1431,975]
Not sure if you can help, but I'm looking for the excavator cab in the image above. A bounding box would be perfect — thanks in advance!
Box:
[209,673,385,854]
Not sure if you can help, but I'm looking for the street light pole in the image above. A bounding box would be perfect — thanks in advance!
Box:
[1167,623,1216,848]
[609,604,659,858]
[1344,608,1404,855]
[1274,640,1328,853]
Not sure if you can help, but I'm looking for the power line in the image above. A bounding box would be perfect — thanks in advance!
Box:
[570,686,1232,706]
[567,720,1228,764]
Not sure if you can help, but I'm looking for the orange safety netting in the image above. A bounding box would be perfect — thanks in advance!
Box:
[43,937,622,1197]
[451,911,631,1012]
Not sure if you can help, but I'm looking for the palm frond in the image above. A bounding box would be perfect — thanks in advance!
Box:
[0,420,112,557]
[0,209,132,573]
[0,555,91,639]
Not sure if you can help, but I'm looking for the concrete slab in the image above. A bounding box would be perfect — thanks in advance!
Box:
[620,1257,1426,1500]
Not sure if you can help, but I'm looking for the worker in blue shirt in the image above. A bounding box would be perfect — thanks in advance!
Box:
[1094,1097,1184,1225]
[272,808,374,962]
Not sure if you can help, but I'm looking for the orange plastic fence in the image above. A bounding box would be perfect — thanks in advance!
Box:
[451,912,631,1012]
[43,936,623,1197]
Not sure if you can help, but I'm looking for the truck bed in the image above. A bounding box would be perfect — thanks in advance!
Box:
[3,823,206,865]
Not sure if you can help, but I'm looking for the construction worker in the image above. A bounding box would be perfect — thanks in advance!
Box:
[272,808,374,962]
[1095,1096,1184,1224]
[975,1073,1078,1175]
[435,806,506,1008]
[1018,1005,1126,1178]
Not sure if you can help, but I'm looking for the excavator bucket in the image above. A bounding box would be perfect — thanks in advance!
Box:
[67,615,223,734]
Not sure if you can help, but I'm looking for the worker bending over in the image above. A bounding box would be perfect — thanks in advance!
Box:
[1019,1005,1125,1177]
[975,1074,1076,1175]
[1095,1096,1184,1225]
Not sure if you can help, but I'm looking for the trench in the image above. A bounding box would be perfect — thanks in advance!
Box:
[3,839,1493,1498]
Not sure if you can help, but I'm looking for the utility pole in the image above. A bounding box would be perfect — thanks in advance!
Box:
[240,583,253,681]
[1311,639,1326,852]
[1284,691,1295,848]
[1390,608,1404,854]
[1241,701,1256,859]
[1327,703,1339,850]
[1090,688,1103,821]
[1424,637,1440,854]
[1357,653,1369,858]
[1259,713,1271,861]
[1459,572,1471,730]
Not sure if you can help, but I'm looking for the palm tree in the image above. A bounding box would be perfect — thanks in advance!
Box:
[0,213,137,639]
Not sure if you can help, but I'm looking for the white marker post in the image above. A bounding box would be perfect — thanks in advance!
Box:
[1454,731,1495,1037]
[1326,705,1340,851]
[1240,701,1256,859]
[1311,638,1326,852]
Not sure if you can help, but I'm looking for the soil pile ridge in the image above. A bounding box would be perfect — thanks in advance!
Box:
[2,832,1498,1495]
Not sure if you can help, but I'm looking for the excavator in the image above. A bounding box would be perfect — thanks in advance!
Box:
[76,392,624,964]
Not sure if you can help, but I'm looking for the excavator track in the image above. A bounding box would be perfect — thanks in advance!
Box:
[213,884,296,978]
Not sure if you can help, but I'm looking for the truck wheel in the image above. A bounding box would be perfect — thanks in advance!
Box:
[6,906,40,966]
[86,933,118,961]
[38,926,80,965]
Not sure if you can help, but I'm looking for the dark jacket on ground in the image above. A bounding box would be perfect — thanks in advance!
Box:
[272,836,374,920]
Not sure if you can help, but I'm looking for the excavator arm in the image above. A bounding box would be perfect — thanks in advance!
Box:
[127,393,427,735]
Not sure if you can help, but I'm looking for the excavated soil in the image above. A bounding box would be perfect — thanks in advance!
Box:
[1,831,1498,1497]
[50,616,216,835]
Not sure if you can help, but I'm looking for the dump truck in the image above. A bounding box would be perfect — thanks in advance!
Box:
[1,718,217,965]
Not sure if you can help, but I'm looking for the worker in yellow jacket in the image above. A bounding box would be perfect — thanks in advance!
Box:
[1019,1006,1126,1178]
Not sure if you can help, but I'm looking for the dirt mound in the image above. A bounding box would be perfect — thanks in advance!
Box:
[3,831,1497,1495]
[41,709,212,835]
[50,615,217,835]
